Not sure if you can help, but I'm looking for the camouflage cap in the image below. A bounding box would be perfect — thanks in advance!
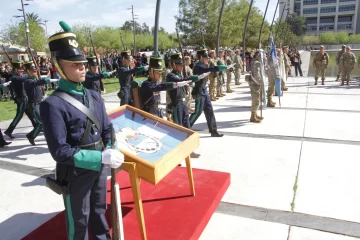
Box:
[209,50,215,55]
[319,45,324,48]
[342,44,346,48]
[346,46,351,49]
[235,49,240,53]
[184,56,191,60]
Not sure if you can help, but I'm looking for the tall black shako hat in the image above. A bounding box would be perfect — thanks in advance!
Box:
[121,50,131,60]
[48,21,86,80]
[24,59,37,71]
[197,45,209,59]
[11,59,23,70]
[86,53,97,66]
[170,52,184,65]
[149,56,163,72]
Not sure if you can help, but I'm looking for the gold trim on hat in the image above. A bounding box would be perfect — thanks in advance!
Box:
[60,59,88,63]
[48,32,76,43]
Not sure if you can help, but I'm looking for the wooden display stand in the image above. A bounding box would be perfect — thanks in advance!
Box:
[107,105,199,240]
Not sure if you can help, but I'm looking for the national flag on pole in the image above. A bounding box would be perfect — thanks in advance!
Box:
[270,35,282,98]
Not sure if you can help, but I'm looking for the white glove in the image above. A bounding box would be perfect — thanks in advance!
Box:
[198,72,211,80]
[144,65,149,71]
[102,148,124,168]
[50,79,60,82]
[174,80,191,88]
[3,81,11,87]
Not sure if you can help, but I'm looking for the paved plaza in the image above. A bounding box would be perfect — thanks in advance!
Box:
[1,51,360,239]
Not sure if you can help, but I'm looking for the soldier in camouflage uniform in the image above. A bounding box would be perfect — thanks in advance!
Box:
[225,50,234,93]
[247,51,263,123]
[340,46,357,86]
[234,49,243,85]
[216,49,226,98]
[163,59,173,121]
[266,54,277,108]
[282,46,290,91]
[208,50,218,101]
[184,56,195,113]
[336,45,346,81]
[312,45,329,85]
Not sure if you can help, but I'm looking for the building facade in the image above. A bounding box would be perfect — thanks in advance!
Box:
[279,0,360,36]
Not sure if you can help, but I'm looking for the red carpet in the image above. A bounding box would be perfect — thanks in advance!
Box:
[22,168,230,240]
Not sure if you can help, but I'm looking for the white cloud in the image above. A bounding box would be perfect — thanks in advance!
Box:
[33,0,82,11]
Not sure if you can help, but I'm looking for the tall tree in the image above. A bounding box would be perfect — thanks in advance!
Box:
[285,13,307,36]
[26,13,43,25]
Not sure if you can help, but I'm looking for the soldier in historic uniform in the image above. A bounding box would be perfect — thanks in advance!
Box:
[225,49,234,93]
[40,21,124,240]
[340,46,357,86]
[336,45,346,81]
[184,55,195,113]
[166,53,199,128]
[216,49,226,98]
[84,53,110,94]
[312,45,329,85]
[163,59,173,121]
[247,51,263,123]
[208,50,218,101]
[23,61,51,145]
[0,81,12,147]
[118,50,147,106]
[3,60,37,139]
[140,56,185,117]
[234,49,243,85]
[190,49,228,137]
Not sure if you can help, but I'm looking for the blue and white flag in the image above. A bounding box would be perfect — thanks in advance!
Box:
[270,35,282,97]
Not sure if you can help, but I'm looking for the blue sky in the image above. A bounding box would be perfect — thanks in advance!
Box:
[0,0,278,36]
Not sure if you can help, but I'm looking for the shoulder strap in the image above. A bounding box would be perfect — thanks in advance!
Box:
[52,90,101,130]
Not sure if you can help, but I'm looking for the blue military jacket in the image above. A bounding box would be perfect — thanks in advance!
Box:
[10,74,27,98]
[24,77,46,103]
[140,78,174,116]
[40,79,111,175]
[84,71,103,93]
[166,70,192,105]
[192,61,219,96]
[118,64,139,88]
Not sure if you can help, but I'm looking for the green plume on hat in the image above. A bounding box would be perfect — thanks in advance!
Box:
[202,44,206,49]
[59,21,72,32]
[28,57,32,61]
[89,52,95,57]
[157,51,161,57]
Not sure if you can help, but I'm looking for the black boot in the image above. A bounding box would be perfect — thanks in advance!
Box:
[4,130,14,139]
[0,140,11,147]
[26,134,36,146]
[211,131,224,137]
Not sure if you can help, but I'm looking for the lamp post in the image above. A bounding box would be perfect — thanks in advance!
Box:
[127,5,139,55]
[153,0,161,55]
[42,19,49,35]
[14,0,32,50]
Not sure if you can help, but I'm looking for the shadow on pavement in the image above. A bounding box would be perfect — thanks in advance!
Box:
[0,144,49,161]
[0,211,60,240]
[214,106,250,113]
[193,119,248,132]
[22,173,55,187]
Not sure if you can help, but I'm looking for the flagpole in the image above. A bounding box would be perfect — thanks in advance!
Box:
[216,0,226,57]
[242,0,254,72]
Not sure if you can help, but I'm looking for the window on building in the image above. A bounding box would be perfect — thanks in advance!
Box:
[320,17,335,23]
[306,18,318,24]
[320,6,336,13]
[338,16,352,22]
[339,0,355,2]
[319,25,335,31]
[338,5,355,11]
[321,0,336,3]
[306,26,318,31]
[303,8,318,14]
[303,0,318,5]
[337,24,352,30]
